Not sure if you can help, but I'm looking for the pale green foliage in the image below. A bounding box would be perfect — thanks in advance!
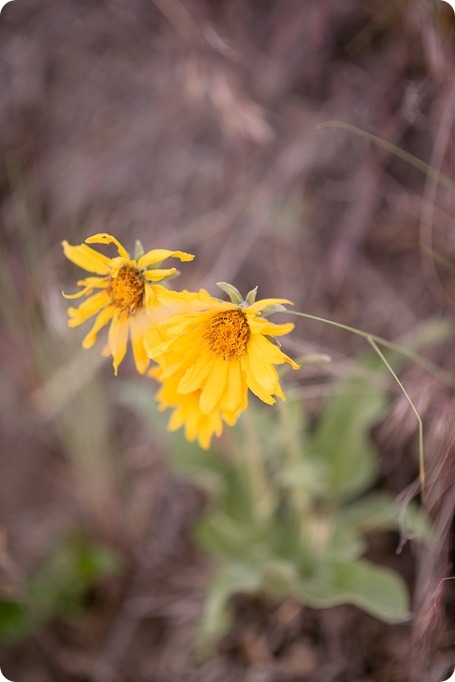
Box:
[307,376,385,500]
[165,365,431,648]
[119,347,434,650]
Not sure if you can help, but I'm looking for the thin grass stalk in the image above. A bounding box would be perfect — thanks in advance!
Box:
[286,310,429,486]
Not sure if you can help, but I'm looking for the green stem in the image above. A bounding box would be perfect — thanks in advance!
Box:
[243,407,274,520]
[316,121,455,191]
[286,310,455,391]
[277,400,309,517]
[368,337,425,486]
[286,309,431,487]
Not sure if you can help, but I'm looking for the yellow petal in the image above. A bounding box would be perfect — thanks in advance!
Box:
[145,327,171,360]
[225,358,244,413]
[168,406,185,431]
[184,419,198,444]
[137,249,194,269]
[247,337,281,394]
[249,333,300,369]
[249,317,295,337]
[76,276,109,289]
[109,256,132,278]
[196,299,239,313]
[130,316,150,375]
[247,298,294,313]
[63,285,95,300]
[266,322,296,337]
[143,267,177,282]
[85,233,130,259]
[63,276,108,299]
[62,241,111,275]
[82,306,115,348]
[199,359,229,414]
[198,412,222,449]
[241,353,275,405]
[167,327,209,359]
[145,284,158,314]
[67,291,111,326]
[158,340,202,378]
[178,349,213,394]
[108,311,129,375]
[247,333,283,363]
[198,429,211,450]
[280,351,300,370]
[222,409,241,427]
[154,286,209,307]
[157,359,184,380]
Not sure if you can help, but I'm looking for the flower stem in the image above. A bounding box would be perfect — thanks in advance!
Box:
[286,310,455,390]
[243,407,274,520]
[316,120,455,191]
[277,400,309,517]
[368,337,424,486]
[286,309,433,487]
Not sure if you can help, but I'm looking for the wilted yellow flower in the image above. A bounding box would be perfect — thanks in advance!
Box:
[62,232,194,375]
[149,285,300,448]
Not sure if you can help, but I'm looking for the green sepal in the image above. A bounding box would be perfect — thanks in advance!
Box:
[134,240,145,262]
[217,282,243,305]
[246,287,258,305]
[260,304,287,317]
[265,335,281,347]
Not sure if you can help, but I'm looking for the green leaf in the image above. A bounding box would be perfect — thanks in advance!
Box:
[308,376,387,500]
[198,563,262,649]
[0,536,122,644]
[278,459,330,497]
[73,541,121,583]
[340,492,434,544]
[0,600,34,643]
[195,514,267,562]
[259,559,301,595]
[28,536,121,620]
[324,522,367,561]
[167,432,229,495]
[298,558,411,623]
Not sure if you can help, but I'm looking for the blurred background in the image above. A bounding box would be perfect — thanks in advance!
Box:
[0,0,454,680]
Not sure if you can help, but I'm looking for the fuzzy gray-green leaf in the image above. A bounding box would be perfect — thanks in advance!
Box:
[260,304,287,317]
[134,239,144,262]
[298,558,411,623]
[308,375,387,501]
[198,564,262,649]
[216,282,243,305]
[246,286,258,305]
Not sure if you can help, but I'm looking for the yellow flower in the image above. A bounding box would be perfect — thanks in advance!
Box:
[151,366,245,450]
[62,233,194,375]
[148,286,300,448]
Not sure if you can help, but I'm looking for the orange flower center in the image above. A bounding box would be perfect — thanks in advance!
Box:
[108,266,144,314]
[204,310,250,360]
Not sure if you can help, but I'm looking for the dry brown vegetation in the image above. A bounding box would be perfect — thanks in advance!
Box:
[0,1,454,680]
